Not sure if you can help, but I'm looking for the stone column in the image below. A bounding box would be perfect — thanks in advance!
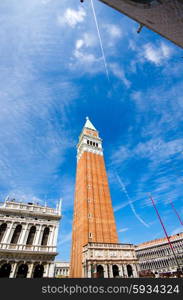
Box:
[3,222,14,244]
[19,223,29,245]
[53,225,59,247]
[48,263,55,278]
[43,263,50,278]
[48,226,55,247]
[87,263,92,278]
[34,225,42,246]
[27,263,34,278]
[130,264,136,278]
[120,265,124,278]
[109,264,113,278]
[123,265,128,278]
[9,262,17,278]
[104,264,108,278]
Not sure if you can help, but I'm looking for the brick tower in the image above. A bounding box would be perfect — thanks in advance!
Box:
[70,117,118,278]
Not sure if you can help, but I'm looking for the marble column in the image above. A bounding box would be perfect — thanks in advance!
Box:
[27,263,34,278]
[120,265,124,278]
[3,222,14,244]
[53,225,59,247]
[49,263,55,278]
[87,263,92,278]
[9,262,17,278]
[104,264,108,278]
[34,225,42,246]
[19,223,29,245]
[109,264,113,278]
[133,263,139,278]
[123,265,128,278]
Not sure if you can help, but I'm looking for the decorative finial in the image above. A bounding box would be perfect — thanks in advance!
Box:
[86,116,89,120]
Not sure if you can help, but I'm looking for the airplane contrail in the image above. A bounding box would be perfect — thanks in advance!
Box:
[115,173,150,228]
[90,0,110,81]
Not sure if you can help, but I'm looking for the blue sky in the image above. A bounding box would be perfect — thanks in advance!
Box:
[0,0,183,261]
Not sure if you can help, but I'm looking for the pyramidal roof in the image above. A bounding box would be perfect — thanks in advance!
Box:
[84,117,97,131]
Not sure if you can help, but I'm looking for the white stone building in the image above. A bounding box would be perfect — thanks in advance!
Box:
[136,232,183,277]
[82,242,139,278]
[0,199,61,278]
[54,261,70,278]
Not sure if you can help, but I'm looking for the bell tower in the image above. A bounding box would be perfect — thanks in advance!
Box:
[70,117,118,278]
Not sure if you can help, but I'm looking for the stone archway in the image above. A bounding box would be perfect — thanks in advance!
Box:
[0,263,11,278]
[127,265,133,277]
[112,265,119,278]
[97,265,104,278]
[16,264,28,278]
[33,264,44,278]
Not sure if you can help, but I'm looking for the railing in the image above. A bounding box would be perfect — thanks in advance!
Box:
[0,242,57,253]
[87,243,134,250]
[0,201,60,216]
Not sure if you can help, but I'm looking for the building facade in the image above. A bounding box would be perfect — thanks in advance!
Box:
[54,261,70,278]
[70,117,139,278]
[83,242,138,278]
[0,199,61,278]
[136,232,183,277]
[98,0,183,48]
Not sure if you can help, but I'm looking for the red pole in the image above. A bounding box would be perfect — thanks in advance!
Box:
[170,201,183,226]
[149,194,180,270]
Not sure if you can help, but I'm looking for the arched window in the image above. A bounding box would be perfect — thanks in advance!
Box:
[33,264,44,278]
[41,227,50,246]
[10,224,22,244]
[0,223,7,243]
[16,264,28,278]
[127,265,133,277]
[26,226,36,245]
[0,263,11,278]
[97,265,104,278]
[112,265,119,278]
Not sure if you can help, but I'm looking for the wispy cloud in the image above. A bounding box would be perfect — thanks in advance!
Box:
[58,7,86,28]
[142,42,173,65]
[118,227,129,233]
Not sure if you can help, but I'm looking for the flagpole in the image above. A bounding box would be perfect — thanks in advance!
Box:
[149,194,180,272]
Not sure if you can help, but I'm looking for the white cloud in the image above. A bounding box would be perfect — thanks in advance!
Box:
[73,49,97,64]
[58,7,86,28]
[103,24,122,39]
[142,42,172,65]
[118,227,129,233]
[110,63,131,88]
[76,39,84,50]
[75,33,97,50]
[110,145,130,165]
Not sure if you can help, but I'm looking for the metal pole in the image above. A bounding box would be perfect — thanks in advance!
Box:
[149,194,181,272]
